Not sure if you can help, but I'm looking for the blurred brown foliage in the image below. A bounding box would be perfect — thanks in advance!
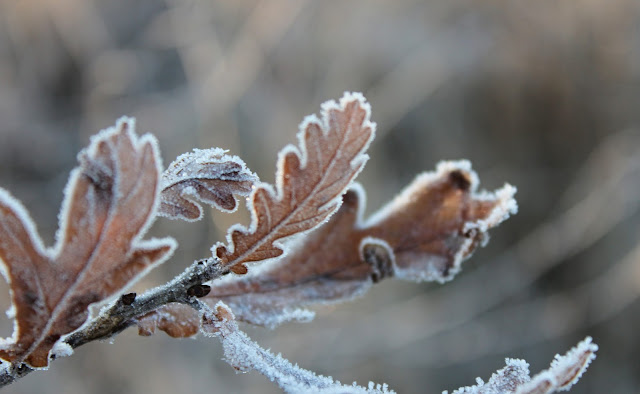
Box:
[0,1,639,393]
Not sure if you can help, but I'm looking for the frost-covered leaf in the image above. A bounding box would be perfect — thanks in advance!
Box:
[205,161,516,326]
[364,160,517,283]
[446,359,531,394]
[0,118,176,368]
[444,337,597,394]
[201,302,394,394]
[159,148,258,221]
[137,303,199,338]
[515,337,597,394]
[140,161,516,332]
[214,92,375,275]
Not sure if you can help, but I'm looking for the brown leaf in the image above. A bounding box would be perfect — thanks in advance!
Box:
[141,161,516,334]
[158,148,258,221]
[0,118,176,368]
[202,161,516,327]
[137,304,199,338]
[214,92,375,274]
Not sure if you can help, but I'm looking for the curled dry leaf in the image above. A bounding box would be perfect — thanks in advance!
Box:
[140,160,517,332]
[214,92,375,274]
[0,118,176,368]
[445,337,597,394]
[158,148,258,221]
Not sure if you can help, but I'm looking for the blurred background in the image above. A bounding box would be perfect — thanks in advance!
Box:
[1,0,639,393]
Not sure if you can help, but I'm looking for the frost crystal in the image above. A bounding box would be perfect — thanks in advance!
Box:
[201,303,393,394]
[159,147,257,221]
[50,341,74,360]
[447,358,530,394]
[515,337,597,394]
[0,117,175,368]
[445,337,597,394]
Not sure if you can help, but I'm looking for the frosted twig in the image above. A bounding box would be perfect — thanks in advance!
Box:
[201,302,394,394]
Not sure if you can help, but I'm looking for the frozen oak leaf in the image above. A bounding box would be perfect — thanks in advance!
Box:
[138,92,375,334]
[214,92,375,275]
[141,160,516,332]
[0,118,176,368]
[201,161,516,327]
[445,337,597,394]
[158,148,258,221]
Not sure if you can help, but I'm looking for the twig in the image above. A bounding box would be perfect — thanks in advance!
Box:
[0,257,228,387]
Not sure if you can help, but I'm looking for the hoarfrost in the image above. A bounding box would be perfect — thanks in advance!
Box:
[190,160,516,329]
[50,341,73,360]
[159,148,257,221]
[515,337,597,394]
[446,358,530,394]
[201,302,394,394]
[212,92,375,275]
[0,117,175,368]
[445,337,597,394]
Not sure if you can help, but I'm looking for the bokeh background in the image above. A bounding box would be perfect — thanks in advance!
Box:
[1,1,639,393]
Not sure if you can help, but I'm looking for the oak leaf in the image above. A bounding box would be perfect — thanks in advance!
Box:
[140,161,517,332]
[214,92,375,274]
[0,118,176,368]
[158,148,258,221]
[203,161,517,327]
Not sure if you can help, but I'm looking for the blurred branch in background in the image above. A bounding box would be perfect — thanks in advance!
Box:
[0,0,639,393]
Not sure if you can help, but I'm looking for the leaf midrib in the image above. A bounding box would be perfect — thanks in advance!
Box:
[225,110,365,269]
[22,143,152,366]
